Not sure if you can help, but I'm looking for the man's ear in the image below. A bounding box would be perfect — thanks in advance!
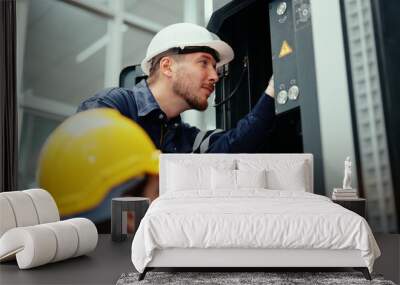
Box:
[159,56,174,78]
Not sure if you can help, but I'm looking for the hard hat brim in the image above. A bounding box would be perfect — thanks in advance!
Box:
[141,39,234,75]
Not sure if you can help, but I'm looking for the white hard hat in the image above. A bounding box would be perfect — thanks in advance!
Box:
[141,22,234,75]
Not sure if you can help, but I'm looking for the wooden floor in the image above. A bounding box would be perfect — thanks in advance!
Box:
[373,233,400,284]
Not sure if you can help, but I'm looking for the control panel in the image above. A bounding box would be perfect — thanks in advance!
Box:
[269,0,312,114]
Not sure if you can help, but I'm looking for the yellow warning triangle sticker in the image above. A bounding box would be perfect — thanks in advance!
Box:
[279,40,293,58]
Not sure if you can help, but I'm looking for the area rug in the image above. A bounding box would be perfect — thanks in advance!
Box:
[116,271,396,285]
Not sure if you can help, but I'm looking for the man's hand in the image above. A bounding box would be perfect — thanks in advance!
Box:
[265,75,274,98]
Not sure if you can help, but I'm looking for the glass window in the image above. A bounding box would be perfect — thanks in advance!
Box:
[23,0,107,106]
[79,0,111,8]
[19,0,109,187]
[122,27,153,68]
[124,0,184,26]
[18,111,62,188]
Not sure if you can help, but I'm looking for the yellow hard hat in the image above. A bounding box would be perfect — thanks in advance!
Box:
[37,108,159,217]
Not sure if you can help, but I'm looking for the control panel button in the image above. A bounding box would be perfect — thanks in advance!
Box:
[277,90,288,104]
[277,2,287,16]
[288,85,300,100]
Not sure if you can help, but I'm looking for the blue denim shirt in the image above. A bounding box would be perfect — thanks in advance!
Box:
[77,79,275,153]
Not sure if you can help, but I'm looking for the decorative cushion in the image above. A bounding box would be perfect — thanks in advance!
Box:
[236,169,267,189]
[237,159,308,191]
[211,169,267,190]
[211,168,236,190]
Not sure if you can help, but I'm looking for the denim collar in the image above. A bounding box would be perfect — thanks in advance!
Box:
[134,79,162,117]
[134,79,182,124]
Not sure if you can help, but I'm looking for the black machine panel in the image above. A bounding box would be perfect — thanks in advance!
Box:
[270,0,312,113]
[119,65,146,89]
[209,0,273,132]
[208,0,325,194]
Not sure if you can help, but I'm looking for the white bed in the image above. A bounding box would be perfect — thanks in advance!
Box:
[131,154,380,280]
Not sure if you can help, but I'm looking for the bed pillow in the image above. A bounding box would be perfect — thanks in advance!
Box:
[211,168,236,190]
[167,163,209,191]
[166,160,235,191]
[236,169,267,189]
[211,169,268,190]
[266,165,307,191]
[237,159,308,191]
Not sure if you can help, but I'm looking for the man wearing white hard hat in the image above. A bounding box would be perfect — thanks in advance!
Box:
[78,23,275,153]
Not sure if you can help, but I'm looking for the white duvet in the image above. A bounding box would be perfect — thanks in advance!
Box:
[131,190,380,273]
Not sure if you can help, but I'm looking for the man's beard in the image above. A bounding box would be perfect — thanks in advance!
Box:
[172,72,208,111]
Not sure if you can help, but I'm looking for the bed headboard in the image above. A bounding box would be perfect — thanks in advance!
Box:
[159,153,314,195]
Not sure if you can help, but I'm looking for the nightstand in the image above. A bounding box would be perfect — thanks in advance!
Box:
[332,198,366,218]
[111,197,150,242]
